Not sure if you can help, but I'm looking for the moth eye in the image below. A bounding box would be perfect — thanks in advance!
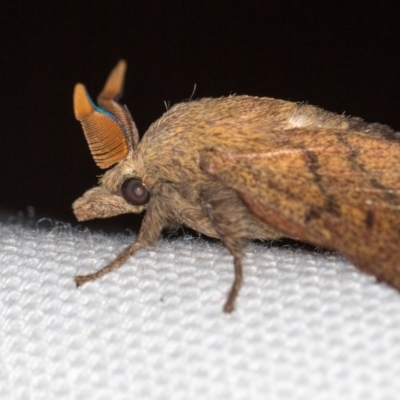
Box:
[121,178,150,206]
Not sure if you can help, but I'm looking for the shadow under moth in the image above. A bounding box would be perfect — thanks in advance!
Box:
[73,60,400,313]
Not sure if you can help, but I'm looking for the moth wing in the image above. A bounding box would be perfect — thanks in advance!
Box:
[202,127,400,289]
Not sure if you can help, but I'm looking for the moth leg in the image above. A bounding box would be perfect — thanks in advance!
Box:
[224,257,244,313]
[202,190,248,313]
[75,200,165,287]
[74,241,144,287]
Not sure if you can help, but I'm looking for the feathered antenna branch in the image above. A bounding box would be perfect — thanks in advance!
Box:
[73,60,139,169]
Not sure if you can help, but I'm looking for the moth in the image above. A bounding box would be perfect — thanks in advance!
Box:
[73,60,400,312]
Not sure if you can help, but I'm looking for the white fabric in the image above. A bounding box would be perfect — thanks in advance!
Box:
[1,215,400,400]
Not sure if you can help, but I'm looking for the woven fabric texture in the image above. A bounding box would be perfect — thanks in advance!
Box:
[1,216,400,400]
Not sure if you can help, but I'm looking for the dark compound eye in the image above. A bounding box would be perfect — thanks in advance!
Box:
[121,178,150,206]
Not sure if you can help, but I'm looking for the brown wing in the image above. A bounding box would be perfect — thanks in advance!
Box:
[203,127,400,290]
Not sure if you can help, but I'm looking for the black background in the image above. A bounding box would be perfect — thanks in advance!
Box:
[2,1,400,232]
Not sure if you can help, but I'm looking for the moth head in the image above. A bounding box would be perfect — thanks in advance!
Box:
[73,60,149,221]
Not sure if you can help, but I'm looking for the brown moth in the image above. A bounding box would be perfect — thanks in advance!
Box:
[73,60,400,312]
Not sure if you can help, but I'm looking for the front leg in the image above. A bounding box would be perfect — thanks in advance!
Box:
[201,186,248,313]
[75,197,166,287]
